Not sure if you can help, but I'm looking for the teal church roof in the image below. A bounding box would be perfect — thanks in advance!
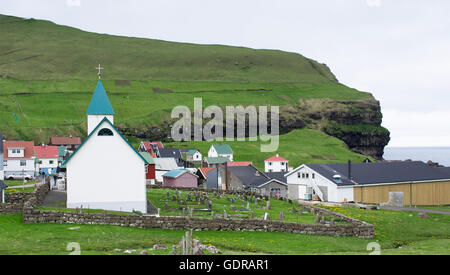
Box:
[86,80,115,115]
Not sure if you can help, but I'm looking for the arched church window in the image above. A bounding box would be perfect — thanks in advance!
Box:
[98,128,114,136]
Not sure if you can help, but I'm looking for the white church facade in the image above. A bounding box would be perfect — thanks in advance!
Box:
[63,79,149,213]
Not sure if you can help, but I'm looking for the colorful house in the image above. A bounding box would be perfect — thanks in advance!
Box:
[2,141,36,180]
[154,157,183,183]
[162,169,198,188]
[34,145,59,176]
[208,144,233,161]
[49,136,81,151]
[139,152,156,185]
[202,156,230,168]
[264,154,289,173]
[186,149,202,162]
[197,167,218,189]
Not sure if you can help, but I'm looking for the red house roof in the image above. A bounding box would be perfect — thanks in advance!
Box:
[3,141,35,159]
[265,155,288,162]
[34,146,59,159]
[50,137,81,146]
[227,161,253,167]
[150,141,164,149]
[198,167,215,178]
[141,141,164,151]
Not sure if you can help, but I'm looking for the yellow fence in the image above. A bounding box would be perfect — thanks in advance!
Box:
[353,180,450,206]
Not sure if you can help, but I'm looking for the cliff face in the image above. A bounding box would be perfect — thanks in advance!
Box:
[118,97,390,160]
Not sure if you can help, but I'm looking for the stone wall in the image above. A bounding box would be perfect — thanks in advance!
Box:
[22,209,374,238]
[147,185,266,198]
[0,180,50,214]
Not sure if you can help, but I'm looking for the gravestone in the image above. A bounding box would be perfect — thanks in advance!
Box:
[223,210,228,219]
[264,212,269,220]
[315,214,320,223]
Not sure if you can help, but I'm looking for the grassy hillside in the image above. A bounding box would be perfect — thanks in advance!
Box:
[0,14,385,162]
[0,14,338,83]
[164,129,371,169]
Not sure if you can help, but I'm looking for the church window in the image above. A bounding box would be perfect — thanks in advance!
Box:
[98,128,114,136]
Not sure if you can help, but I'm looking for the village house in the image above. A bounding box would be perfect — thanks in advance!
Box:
[286,161,450,205]
[57,146,68,166]
[2,141,36,180]
[202,156,230,168]
[227,164,288,197]
[162,169,198,188]
[157,148,182,161]
[154,157,183,183]
[208,144,233,161]
[34,145,59,176]
[227,161,252,167]
[49,136,81,151]
[197,167,217,189]
[63,79,149,213]
[139,152,156,185]
[264,154,289,173]
[0,133,3,180]
[186,149,202,162]
[138,141,163,158]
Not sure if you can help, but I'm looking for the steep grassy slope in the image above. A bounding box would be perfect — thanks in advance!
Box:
[0,14,389,159]
[0,14,337,83]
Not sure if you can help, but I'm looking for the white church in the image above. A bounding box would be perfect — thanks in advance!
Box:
[63,73,149,213]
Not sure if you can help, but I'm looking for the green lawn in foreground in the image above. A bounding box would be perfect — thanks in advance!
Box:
[1,204,449,255]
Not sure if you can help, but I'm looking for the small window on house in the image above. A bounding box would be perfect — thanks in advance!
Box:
[20,160,26,166]
[306,173,309,179]
[297,172,301,178]
[281,162,284,166]
[269,162,272,166]
[49,160,54,165]
[312,173,315,179]
[145,165,148,173]
[3,160,7,167]
[98,128,114,136]
[302,173,305,178]
[39,160,43,165]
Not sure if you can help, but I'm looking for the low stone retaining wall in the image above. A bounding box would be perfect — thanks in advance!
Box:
[22,209,374,238]
[147,185,267,198]
[0,180,50,214]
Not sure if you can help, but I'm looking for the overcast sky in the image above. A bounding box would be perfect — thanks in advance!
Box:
[1,0,450,147]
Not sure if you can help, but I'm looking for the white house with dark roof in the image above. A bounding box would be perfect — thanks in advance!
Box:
[63,79,149,213]
[286,161,450,204]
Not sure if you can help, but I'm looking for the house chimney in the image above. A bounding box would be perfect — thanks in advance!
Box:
[348,160,352,181]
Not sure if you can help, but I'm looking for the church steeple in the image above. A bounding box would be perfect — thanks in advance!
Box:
[86,66,115,135]
[86,80,115,116]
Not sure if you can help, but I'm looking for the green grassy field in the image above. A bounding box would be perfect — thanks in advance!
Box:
[0,204,448,255]
[147,188,347,224]
[165,129,371,169]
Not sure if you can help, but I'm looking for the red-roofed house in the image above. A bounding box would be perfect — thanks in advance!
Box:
[49,137,81,151]
[3,141,36,180]
[264,154,289,173]
[34,145,59,176]
[138,141,160,158]
[227,161,253,167]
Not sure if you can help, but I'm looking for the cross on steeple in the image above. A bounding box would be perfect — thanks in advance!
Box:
[96,64,104,79]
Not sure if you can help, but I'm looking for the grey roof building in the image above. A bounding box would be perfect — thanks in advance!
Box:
[301,161,450,186]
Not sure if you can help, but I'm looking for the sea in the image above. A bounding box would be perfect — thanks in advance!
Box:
[383,147,450,167]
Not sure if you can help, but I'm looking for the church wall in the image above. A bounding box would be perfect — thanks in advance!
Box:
[66,121,147,213]
[87,115,114,135]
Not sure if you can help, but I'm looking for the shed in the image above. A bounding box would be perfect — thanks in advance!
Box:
[162,169,198,188]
